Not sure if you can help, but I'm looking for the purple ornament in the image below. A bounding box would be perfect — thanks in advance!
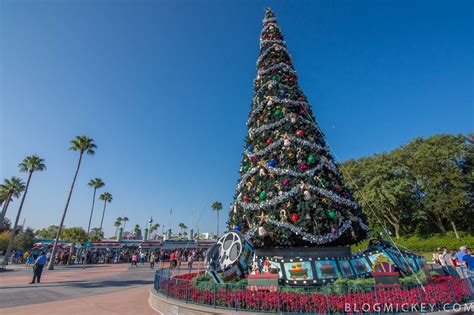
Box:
[300,163,308,170]
[283,179,289,186]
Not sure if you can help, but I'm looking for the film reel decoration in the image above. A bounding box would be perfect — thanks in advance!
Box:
[205,230,255,283]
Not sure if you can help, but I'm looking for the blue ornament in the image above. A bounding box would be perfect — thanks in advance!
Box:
[280,91,286,98]
[234,225,241,231]
[247,145,253,153]
[267,159,276,167]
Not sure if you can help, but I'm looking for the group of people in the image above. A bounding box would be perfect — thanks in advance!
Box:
[433,246,473,278]
[17,247,205,285]
[130,249,203,272]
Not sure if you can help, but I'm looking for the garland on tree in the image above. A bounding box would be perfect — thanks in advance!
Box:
[229,8,369,248]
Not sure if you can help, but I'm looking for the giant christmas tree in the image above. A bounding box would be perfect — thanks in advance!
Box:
[228,8,368,248]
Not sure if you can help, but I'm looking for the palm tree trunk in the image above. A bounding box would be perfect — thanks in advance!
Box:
[87,188,97,235]
[0,192,12,227]
[48,152,83,270]
[99,201,107,232]
[4,172,32,265]
[217,210,219,237]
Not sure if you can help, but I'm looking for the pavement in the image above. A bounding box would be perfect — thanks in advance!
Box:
[0,262,204,314]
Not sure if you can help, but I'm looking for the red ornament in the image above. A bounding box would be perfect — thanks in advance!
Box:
[259,115,265,121]
[290,213,299,223]
[243,195,249,203]
[289,77,296,83]
[296,130,305,137]
[266,138,272,145]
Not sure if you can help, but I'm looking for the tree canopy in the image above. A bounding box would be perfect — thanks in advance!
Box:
[340,133,473,239]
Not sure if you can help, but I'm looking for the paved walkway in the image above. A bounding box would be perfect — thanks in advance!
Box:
[1,284,158,315]
[0,264,129,286]
[0,262,204,314]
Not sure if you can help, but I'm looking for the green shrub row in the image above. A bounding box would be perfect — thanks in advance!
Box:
[352,232,474,253]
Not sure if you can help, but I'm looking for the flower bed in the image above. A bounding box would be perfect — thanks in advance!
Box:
[156,273,473,313]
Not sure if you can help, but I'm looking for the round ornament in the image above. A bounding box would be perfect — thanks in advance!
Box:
[259,191,267,200]
[296,130,305,137]
[282,179,289,186]
[274,109,282,116]
[303,190,311,201]
[328,210,336,219]
[300,163,308,170]
[243,165,249,172]
[307,155,316,165]
[267,159,276,167]
[290,213,299,223]
[234,225,241,231]
[247,145,253,153]
[266,138,272,145]
[243,195,249,203]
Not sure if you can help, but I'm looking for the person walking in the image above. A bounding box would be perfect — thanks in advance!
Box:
[159,250,166,268]
[187,253,195,273]
[25,254,34,268]
[131,253,138,267]
[149,252,156,269]
[30,252,47,284]
[140,251,146,265]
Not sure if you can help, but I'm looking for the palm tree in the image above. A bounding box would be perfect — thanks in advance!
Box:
[0,177,25,227]
[178,223,187,238]
[98,192,112,232]
[133,224,140,239]
[48,136,96,270]
[5,155,46,264]
[150,223,160,239]
[114,217,122,238]
[89,227,103,241]
[122,216,129,231]
[211,201,223,237]
[86,178,105,235]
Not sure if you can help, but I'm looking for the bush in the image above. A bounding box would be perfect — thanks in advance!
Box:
[399,270,426,286]
[352,232,474,253]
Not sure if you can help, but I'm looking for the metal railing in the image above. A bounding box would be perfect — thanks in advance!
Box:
[153,269,474,313]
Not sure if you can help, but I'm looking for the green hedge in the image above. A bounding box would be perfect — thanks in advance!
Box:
[352,232,474,253]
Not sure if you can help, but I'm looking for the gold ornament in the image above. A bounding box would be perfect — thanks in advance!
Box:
[246,181,253,190]
[280,209,288,222]
[258,211,268,225]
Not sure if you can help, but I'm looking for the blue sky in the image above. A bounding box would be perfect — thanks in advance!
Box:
[1,0,472,238]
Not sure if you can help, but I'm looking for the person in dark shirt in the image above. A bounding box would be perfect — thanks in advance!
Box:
[30,252,47,284]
